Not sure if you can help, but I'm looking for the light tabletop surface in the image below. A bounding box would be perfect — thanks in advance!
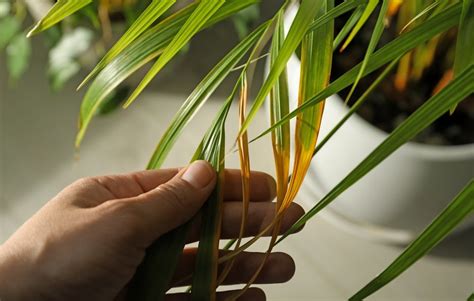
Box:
[1,32,473,301]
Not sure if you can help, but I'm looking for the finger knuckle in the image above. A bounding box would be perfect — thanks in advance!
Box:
[72,177,96,188]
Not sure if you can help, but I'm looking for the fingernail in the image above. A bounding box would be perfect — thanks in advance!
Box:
[182,161,215,189]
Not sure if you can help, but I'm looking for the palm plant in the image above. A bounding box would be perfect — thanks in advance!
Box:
[26,0,473,300]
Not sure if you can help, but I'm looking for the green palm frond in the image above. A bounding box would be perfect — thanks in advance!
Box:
[124,0,226,108]
[191,87,235,300]
[78,0,177,89]
[343,0,389,103]
[453,0,474,76]
[340,0,378,51]
[333,4,366,49]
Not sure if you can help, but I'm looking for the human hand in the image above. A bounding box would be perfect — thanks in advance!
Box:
[0,161,305,301]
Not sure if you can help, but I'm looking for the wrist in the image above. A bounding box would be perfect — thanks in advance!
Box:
[0,242,39,300]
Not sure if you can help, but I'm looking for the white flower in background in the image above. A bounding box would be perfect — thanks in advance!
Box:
[0,1,11,18]
[49,27,94,90]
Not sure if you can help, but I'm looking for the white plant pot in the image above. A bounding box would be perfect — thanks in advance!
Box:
[282,4,474,242]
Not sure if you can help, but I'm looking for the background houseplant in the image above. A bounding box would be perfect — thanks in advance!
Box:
[15,0,474,300]
[0,0,259,96]
[0,0,149,90]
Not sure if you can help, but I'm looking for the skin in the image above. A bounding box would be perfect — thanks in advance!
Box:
[0,161,305,301]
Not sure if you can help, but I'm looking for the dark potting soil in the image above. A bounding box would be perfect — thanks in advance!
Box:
[330,9,474,146]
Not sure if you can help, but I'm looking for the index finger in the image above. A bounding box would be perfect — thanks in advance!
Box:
[124,168,276,202]
[91,168,276,203]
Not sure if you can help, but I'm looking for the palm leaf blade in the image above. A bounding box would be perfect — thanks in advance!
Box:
[350,180,474,300]
[270,10,291,198]
[340,0,378,51]
[124,0,225,108]
[191,95,233,300]
[343,0,389,103]
[127,223,192,301]
[239,0,324,135]
[400,1,441,33]
[282,0,334,210]
[334,4,365,50]
[453,0,474,75]
[78,0,177,89]
[308,0,363,33]
[28,0,92,36]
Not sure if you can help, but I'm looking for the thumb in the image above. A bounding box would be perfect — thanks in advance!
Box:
[128,161,216,244]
